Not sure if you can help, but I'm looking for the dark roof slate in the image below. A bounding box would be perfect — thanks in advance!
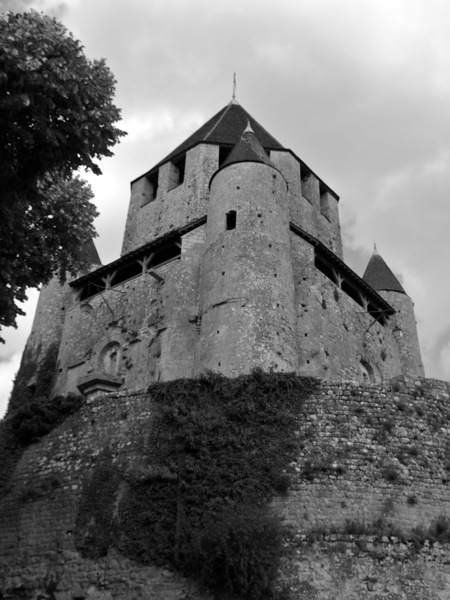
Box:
[362,248,406,294]
[221,124,276,169]
[83,238,102,267]
[151,101,284,172]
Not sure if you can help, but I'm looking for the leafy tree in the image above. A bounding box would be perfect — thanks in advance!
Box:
[0,10,125,339]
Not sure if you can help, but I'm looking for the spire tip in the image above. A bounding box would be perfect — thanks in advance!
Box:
[231,72,238,104]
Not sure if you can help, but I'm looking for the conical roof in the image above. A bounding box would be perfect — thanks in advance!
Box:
[153,101,284,171]
[221,121,275,169]
[83,238,102,267]
[362,246,406,294]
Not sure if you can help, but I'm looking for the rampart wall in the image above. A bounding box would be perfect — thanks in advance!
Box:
[2,377,450,598]
[54,226,206,395]
[291,234,402,381]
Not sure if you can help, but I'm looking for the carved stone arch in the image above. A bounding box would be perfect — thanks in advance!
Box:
[359,359,381,384]
[99,341,122,375]
[359,359,373,383]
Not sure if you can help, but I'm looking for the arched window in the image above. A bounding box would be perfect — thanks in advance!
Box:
[100,342,121,375]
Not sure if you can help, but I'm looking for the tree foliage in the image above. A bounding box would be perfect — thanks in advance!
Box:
[0,10,125,337]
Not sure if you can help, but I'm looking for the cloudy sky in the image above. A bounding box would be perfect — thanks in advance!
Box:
[1,0,450,417]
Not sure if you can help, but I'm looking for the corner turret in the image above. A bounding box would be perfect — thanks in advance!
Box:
[363,246,424,377]
[197,124,298,375]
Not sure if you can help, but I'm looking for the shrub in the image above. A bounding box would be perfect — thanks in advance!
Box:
[344,520,368,535]
[270,472,291,495]
[382,465,401,483]
[194,507,284,600]
[429,514,450,543]
[10,394,83,445]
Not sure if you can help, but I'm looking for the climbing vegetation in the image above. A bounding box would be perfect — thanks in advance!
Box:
[0,344,83,494]
[76,370,318,599]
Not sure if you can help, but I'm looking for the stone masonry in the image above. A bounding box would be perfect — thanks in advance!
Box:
[2,378,450,598]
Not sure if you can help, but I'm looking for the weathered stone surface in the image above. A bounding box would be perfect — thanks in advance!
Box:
[1,379,450,598]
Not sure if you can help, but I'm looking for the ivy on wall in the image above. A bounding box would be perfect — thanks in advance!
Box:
[75,370,318,599]
[0,344,84,495]
[7,343,59,414]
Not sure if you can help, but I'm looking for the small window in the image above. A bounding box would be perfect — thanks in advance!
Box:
[168,154,186,190]
[226,210,236,230]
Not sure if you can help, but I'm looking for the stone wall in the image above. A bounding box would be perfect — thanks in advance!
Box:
[291,234,402,381]
[121,144,218,256]
[275,377,450,534]
[2,377,450,598]
[280,536,450,599]
[271,149,343,259]
[54,225,206,395]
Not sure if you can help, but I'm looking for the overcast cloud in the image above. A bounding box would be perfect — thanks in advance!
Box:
[1,0,450,416]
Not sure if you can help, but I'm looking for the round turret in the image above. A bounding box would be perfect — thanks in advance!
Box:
[363,246,424,377]
[197,126,298,376]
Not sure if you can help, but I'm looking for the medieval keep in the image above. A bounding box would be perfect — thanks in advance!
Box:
[23,99,424,398]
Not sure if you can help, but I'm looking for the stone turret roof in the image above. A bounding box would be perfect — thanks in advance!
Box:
[220,121,276,169]
[151,101,284,172]
[362,246,406,294]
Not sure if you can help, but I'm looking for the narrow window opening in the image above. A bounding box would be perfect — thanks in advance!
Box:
[226,210,237,230]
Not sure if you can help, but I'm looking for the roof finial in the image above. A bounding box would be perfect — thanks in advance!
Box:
[243,119,254,134]
[373,243,379,255]
[232,72,238,104]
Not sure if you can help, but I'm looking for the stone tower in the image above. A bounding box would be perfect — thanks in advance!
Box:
[15,98,424,400]
[198,123,297,375]
[4,97,443,600]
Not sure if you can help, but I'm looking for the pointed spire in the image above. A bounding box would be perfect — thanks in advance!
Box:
[220,122,275,169]
[362,247,406,294]
[231,72,238,104]
[83,238,102,268]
